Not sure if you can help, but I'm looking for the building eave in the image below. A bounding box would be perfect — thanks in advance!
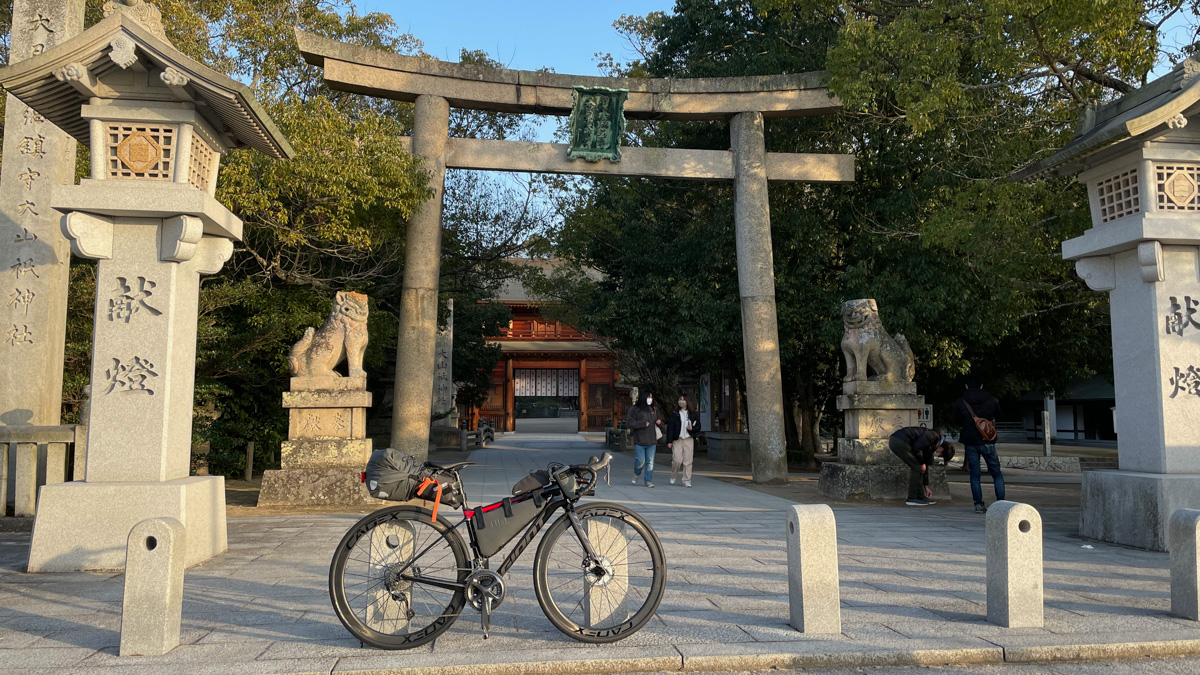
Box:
[0,13,293,159]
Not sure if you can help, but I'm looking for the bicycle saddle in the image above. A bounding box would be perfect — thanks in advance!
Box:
[426,460,476,472]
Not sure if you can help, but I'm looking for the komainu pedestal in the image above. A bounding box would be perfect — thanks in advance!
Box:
[259,292,378,507]
[818,299,949,501]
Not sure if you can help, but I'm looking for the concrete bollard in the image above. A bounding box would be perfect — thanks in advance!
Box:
[1169,508,1200,620]
[786,504,841,633]
[986,500,1043,627]
[120,517,187,656]
[1041,411,1051,457]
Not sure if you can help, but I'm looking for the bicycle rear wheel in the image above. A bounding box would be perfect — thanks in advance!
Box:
[329,505,469,650]
[532,502,666,643]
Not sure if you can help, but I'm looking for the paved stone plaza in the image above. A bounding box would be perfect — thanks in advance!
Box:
[1,435,1199,674]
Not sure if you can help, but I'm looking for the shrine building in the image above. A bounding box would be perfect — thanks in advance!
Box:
[475,260,628,433]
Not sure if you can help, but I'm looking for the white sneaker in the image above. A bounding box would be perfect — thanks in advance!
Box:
[669,477,676,485]
[632,476,638,485]
[683,481,692,488]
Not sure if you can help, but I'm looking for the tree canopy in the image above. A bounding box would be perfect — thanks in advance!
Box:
[544,0,1177,460]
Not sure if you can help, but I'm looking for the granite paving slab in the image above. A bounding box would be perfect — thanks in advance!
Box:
[1,433,1199,674]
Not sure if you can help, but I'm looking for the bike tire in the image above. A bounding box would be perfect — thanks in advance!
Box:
[532,501,666,643]
[329,505,469,650]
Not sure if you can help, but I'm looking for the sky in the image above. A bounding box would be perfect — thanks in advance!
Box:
[353,1,675,75]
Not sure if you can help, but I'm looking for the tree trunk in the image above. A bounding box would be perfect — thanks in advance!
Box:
[797,377,819,470]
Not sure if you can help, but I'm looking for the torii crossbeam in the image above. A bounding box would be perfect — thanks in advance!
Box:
[297,31,855,483]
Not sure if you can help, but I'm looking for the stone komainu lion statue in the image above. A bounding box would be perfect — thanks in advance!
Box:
[840,298,915,383]
[289,291,369,378]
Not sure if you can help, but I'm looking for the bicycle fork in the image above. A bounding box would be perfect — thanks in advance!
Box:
[565,510,607,579]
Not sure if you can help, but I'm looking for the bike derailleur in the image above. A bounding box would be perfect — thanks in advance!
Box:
[464,569,506,638]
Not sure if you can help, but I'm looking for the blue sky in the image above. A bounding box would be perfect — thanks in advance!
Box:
[354,1,675,75]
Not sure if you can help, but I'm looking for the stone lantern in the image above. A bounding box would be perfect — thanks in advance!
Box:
[0,3,292,571]
[1017,58,1200,550]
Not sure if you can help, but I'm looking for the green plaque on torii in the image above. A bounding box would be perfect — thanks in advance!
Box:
[567,86,628,162]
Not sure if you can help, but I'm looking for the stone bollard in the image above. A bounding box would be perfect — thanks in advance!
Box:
[786,504,841,633]
[1169,508,1200,620]
[986,501,1043,627]
[120,518,187,656]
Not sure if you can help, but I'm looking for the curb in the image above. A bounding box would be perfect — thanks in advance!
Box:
[1004,639,1200,664]
[326,639,1200,675]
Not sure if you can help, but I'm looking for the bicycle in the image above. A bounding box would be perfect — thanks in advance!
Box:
[328,452,667,649]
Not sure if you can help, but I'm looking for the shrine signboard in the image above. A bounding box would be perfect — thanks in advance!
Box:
[567,87,628,162]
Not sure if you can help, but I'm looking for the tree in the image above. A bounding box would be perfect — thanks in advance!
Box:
[547,0,1134,476]
[0,1,554,475]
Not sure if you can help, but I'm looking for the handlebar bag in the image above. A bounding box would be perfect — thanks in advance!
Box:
[512,469,551,496]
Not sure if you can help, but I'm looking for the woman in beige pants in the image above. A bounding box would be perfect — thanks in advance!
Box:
[667,395,700,487]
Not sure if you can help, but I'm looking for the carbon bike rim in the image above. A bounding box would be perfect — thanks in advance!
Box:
[539,509,663,634]
[334,513,466,641]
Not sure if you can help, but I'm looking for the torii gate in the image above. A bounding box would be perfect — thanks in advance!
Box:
[296,31,855,483]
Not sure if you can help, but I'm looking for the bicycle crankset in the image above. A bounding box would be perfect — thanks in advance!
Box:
[465,570,506,638]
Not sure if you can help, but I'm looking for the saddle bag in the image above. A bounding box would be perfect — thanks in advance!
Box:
[363,447,462,507]
[364,447,422,501]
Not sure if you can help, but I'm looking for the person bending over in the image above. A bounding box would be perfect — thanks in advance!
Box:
[889,426,954,506]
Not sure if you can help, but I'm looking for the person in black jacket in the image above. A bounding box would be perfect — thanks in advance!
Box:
[666,394,701,487]
[626,390,663,488]
[955,375,1005,513]
[888,426,954,506]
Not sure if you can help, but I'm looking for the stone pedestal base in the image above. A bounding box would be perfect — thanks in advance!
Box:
[1080,470,1200,551]
[258,388,375,507]
[705,432,750,464]
[818,463,951,501]
[258,468,379,507]
[836,438,903,466]
[26,476,227,572]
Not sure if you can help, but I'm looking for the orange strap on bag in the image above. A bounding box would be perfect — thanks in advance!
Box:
[415,476,443,522]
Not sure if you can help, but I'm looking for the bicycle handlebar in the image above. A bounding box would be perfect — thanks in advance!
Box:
[573,452,612,474]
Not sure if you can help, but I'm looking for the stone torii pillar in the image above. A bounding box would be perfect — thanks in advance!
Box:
[392,95,449,459]
[297,31,854,482]
[732,112,788,479]
[0,5,292,570]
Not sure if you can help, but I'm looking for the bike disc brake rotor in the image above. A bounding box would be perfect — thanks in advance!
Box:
[586,556,616,588]
[465,570,506,611]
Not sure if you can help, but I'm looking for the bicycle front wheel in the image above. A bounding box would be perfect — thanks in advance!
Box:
[329,505,469,650]
[532,502,666,643]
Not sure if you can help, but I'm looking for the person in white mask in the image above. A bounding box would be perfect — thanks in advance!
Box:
[666,394,700,487]
[627,390,663,487]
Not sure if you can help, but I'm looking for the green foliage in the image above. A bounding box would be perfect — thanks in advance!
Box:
[549,0,1131,457]
[38,1,544,476]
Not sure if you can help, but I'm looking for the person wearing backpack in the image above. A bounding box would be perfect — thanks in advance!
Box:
[955,375,1005,514]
